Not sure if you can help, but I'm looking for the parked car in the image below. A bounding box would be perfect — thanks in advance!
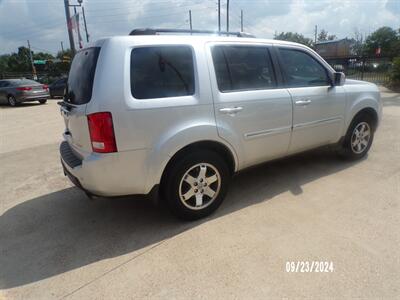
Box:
[0,78,49,106]
[59,29,382,220]
[49,77,67,98]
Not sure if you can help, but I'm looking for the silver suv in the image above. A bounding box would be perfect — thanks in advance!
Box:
[60,29,382,220]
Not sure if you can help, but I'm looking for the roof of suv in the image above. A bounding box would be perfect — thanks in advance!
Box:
[92,35,308,49]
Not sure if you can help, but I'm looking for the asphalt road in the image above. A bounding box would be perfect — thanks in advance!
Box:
[1,89,399,299]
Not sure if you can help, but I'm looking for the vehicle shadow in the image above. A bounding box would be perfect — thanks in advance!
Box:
[0,148,362,289]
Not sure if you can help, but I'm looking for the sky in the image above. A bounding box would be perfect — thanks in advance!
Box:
[0,0,399,55]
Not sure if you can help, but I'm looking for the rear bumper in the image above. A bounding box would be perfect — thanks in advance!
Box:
[60,141,148,197]
[16,93,49,102]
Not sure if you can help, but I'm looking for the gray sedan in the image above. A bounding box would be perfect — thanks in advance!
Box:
[0,78,50,106]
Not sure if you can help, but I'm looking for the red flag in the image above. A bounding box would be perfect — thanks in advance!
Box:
[375,47,381,56]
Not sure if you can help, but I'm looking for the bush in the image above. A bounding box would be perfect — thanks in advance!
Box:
[388,57,400,91]
[391,57,400,81]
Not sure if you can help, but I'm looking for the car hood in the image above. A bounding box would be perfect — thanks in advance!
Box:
[344,79,376,86]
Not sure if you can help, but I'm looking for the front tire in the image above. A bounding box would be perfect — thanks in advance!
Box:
[162,150,231,220]
[39,99,47,104]
[8,95,17,107]
[337,114,374,160]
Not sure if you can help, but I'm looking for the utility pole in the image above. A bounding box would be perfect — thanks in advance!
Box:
[27,40,37,80]
[61,41,64,53]
[314,25,318,44]
[189,10,192,33]
[82,6,89,42]
[64,0,76,56]
[226,0,229,34]
[218,0,221,32]
[240,9,243,32]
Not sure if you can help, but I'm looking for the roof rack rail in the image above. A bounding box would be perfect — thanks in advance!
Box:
[129,28,255,38]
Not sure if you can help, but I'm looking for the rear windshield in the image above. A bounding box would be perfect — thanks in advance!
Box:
[20,79,39,85]
[65,47,100,105]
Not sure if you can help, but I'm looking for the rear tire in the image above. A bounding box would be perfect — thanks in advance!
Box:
[8,95,17,107]
[337,113,374,160]
[162,150,231,220]
[39,99,47,104]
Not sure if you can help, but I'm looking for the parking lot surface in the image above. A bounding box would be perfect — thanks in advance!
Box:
[1,89,399,299]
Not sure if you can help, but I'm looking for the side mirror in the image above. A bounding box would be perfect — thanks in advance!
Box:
[333,72,345,86]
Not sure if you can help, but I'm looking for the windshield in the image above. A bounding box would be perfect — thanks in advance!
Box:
[65,47,100,105]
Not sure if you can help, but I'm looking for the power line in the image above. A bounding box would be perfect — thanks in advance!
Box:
[1,2,209,39]
[86,0,205,13]
[85,3,210,20]
[88,7,213,25]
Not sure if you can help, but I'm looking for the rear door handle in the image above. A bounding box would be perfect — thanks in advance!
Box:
[295,98,312,106]
[219,107,243,114]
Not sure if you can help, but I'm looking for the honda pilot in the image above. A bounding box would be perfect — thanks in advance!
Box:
[59,29,382,220]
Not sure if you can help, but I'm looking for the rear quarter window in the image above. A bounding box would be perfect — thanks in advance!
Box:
[65,47,100,105]
[130,46,195,99]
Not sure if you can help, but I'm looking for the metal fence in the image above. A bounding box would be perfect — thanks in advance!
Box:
[325,56,392,84]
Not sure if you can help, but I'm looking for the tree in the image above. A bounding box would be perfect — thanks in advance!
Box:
[5,46,32,72]
[364,26,400,57]
[0,46,70,81]
[350,28,365,56]
[274,32,314,48]
[0,54,11,73]
[318,29,336,42]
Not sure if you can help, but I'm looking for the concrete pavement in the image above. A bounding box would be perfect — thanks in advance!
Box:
[0,89,399,299]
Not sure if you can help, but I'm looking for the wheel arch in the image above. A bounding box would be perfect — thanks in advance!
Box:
[158,140,237,193]
[348,107,379,133]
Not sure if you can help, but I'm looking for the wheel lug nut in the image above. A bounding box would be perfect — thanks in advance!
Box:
[194,182,198,186]
[194,189,198,193]
[199,178,203,182]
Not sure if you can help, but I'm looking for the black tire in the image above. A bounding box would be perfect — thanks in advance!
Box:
[337,113,375,160]
[39,99,47,104]
[8,95,17,107]
[162,150,231,220]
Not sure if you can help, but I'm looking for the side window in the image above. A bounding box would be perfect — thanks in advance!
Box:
[279,48,330,87]
[130,46,195,99]
[212,45,276,92]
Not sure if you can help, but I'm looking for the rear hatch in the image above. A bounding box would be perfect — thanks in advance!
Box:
[60,47,100,157]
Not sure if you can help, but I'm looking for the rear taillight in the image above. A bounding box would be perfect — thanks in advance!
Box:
[42,84,48,90]
[87,112,117,153]
[16,87,32,91]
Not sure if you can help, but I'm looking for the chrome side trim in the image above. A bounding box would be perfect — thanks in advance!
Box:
[244,126,291,140]
[293,117,342,130]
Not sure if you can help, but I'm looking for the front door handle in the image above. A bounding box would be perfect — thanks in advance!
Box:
[295,99,312,106]
[219,107,243,114]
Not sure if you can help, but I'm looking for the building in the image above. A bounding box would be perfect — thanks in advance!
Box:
[315,38,353,58]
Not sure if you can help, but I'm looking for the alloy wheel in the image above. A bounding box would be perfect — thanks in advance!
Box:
[178,163,221,210]
[8,96,16,106]
[351,122,371,154]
